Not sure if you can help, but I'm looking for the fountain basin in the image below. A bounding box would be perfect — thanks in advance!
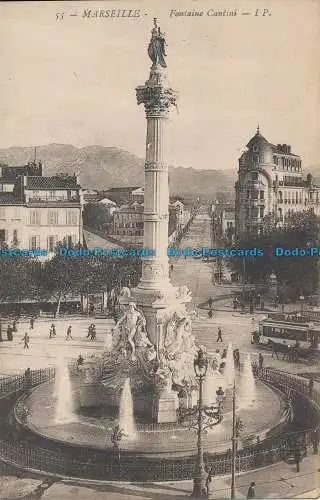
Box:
[18,376,285,458]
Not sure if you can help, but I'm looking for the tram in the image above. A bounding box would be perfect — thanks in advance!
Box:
[252,316,320,350]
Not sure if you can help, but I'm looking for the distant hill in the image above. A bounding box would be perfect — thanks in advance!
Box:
[0,144,236,200]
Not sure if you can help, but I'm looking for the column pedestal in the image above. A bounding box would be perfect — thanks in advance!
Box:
[153,389,179,424]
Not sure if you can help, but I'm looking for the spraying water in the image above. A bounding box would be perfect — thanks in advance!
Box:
[239,353,256,408]
[203,362,226,406]
[119,378,137,439]
[224,343,235,387]
[54,357,77,423]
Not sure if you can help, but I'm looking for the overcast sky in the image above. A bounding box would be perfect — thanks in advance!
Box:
[0,0,319,171]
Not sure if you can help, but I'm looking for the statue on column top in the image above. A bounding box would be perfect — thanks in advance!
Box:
[148,18,167,68]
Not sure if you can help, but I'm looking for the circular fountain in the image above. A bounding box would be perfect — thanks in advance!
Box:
[21,338,284,457]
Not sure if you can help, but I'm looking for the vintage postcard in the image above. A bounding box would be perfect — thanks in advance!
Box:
[0,1,319,499]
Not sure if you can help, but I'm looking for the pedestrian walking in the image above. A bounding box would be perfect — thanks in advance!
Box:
[247,482,255,499]
[170,264,174,272]
[258,353,264,370]
[87,324,92,338]
[216,326,223,343]
[49,324,56,338]
[311,429,319,454]
[7,324,13,341]
[22,332,30,349]
[30,317,34,329]
[208,297,213,309]
[0,323,2,342]
[294,447,301,472]
[90,324,97,340]
[208,308,213,319]
[12,319,18,332]
[205,468,214,499]
[66,325,73,340]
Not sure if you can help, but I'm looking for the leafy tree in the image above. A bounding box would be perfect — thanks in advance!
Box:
[41,248,142,316]
[83,203,113,233]
[230,210,320,299]
[0,256,41,301]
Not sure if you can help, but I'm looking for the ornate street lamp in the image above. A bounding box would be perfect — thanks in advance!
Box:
[179,347,223,499]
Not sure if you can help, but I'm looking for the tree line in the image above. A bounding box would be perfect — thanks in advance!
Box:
[229,210,320,300]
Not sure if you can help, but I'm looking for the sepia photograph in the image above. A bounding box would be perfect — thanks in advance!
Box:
[0,0,319,498]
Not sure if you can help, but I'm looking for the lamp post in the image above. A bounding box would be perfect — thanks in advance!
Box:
[178,347,224,498]
[193,347,208,498]
[299,294,305,314]
[231,381,244,499]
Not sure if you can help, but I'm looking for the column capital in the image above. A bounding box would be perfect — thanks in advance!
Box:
[136,85,178,118]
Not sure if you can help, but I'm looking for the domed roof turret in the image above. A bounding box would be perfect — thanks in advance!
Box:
[246,126,271,152]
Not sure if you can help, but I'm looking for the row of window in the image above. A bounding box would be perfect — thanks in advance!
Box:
[114,230,143,237]
[30,235,78,251]
[246,189,264,200]
[30,210,78,225]
[0,231,78,251]
[277,191,319,204]
[114,222,143,229]
[114,214,143,222]
[246,207,265,219]
[30,190,78,199]
[273,156,301,170]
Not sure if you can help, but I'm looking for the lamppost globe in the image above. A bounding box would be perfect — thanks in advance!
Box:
[194,346,208,378]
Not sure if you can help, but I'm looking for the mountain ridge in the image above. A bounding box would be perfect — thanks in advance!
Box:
[0,144,236,200]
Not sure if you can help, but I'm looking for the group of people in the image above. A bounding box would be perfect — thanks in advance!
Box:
[0,317,30,342]
[87,324,97,340]
[0,317,102,345]
[232,294,265,313]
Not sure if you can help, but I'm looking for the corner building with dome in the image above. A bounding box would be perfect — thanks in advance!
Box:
[235,127,320,238]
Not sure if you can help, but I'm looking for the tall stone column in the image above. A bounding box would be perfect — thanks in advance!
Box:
[132,21,179,345]
[136,69,177,295]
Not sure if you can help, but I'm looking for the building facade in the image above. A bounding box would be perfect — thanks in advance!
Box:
[112,199,190,245]
[211,201,236,245]
[0,169,83,253]
[235,128,320,238]
[113,202,144,243]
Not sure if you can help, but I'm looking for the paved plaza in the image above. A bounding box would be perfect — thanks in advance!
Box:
[0,213,315,378]
[0,213,319,499]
